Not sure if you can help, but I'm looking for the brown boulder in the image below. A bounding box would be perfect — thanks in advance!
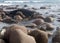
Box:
[33,19,44,25]
[16,11,26,18]
[7,24,28,34]
[33,14,45,19]
[14,15,23,22]
[46,23,54,31]
[3,28,36,43]
[36,23,54,31]
[0,25,28,40]
[28,29,48,43]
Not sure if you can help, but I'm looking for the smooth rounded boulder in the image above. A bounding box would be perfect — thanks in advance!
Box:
[8,24,28,34]
[3,28,36,43]
[46,23,54,31]
[33,19,44,25]
[14,15,23,22]
[36,23,54,31]
[28,29,48,43]
[0,24,28,40]
[33,14,45,19]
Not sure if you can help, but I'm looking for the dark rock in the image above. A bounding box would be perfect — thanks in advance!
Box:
[6,9,36,18]
[52,27,60,43]
[44,17,54,22]
[57,19,60,22]
[40,7,46,9]
[24,5,28,7]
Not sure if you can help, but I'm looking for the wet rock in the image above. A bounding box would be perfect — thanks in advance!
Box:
[46,31,53,37]
[33,19,44,25]
[57,17,60,19]
[44,17,54,22]
[0,15,3,21]
[24,5,28,7]
[28,29,48,43]
[37,23,54,31]
[46,23,54,31]
[6,9,36,18]
[32,7,38,10]
[0,11,6,21]
[36,23,47,31]
[3,28,36,43]
[2,16,17,24]
[57,19,60,22]
[52,27,60,43]
[25,23,37,28]
[16,11,26,18]
[0,39,5,43]
[0,11,6,19]
[8,24,28,34]
[45,12,49,14]
[33,14,45,19]
[14,15,23,22]
[48,14,56,18]
[0,24,28,39]
[58,14,60,15]
[40,7,47,9]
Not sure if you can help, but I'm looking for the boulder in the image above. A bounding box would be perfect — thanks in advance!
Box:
[33,14,45,19]
[16,11,26,18]
[2,17,17,24]
[46,23,54,31]
[25,23,37,28]
[33,19,44,25]
[44,17,54,22]
[40,7,47,9]
[6,9,35,18]
[3,28,36,43]
[14,15,23,22]
[52,27,60,43]
[28,29,48,43]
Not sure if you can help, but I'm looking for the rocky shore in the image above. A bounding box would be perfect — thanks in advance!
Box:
[0,5,60,43]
